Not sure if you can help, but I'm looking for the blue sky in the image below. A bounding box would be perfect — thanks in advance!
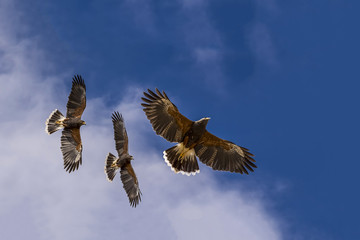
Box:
[0,0,359,239]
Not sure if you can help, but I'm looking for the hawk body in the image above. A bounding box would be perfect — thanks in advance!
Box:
[142,89,256,175]
[45,75,86,173]
[182,118,209,148]
[61,118,85,129]
[105,111,141,207]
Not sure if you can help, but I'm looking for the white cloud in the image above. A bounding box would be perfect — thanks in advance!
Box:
[246,22,278,68]
[194,47,222,64]
[180,0,206,9]
[117,0,226,92]
[0,2,283,240]
[123,0,157,35]
[254,0,279,15]
[246,0,279,69]
[178,1,226,92]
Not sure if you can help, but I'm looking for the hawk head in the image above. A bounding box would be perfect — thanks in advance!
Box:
[197,117,211,126]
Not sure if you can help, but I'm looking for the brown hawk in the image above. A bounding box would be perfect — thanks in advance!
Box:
[105,111,142,207]
[45,75,86,173]
[141,89,256,176]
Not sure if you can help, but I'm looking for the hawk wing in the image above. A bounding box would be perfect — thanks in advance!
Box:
[61,128,83,173]
[141,89,193,142]
[120,162,142,207]
[112,112,128,156]
[194,131,256,174]
[66,75,86,118]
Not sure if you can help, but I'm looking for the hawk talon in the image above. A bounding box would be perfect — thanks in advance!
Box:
[179,147,194,159]
[179,149,190,159]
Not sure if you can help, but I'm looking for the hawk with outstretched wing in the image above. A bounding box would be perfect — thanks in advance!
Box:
[45,75,86,173]
[105,111,141,207]
[141,89,256,176]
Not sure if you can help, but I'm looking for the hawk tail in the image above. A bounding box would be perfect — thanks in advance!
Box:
[45,109,65,134]
[105,153,119,182]
[163,143,200,176]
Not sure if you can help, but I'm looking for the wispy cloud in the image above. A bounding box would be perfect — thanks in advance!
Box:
[114,0,226,92]
[123,0,157,35]
[246,0,279,69]
[246,22,278,67]
[180,0,206,9]
[254,0,279,15]
[194,47,222,64]
[0,2,283,240]
[178,0,226,92]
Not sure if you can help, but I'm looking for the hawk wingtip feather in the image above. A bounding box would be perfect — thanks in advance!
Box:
[143,92,157,101]
[71,75,86,90]
[111,111,123,123]
[155,88,165,98]
[147,89,161,99]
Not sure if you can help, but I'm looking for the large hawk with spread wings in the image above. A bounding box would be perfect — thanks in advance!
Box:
[105,111,141,207]
[45,75,86,173]
[141,89,256,176]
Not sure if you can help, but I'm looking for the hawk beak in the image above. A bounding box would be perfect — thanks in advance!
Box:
[205,117,211,120]
[83,121,86,125]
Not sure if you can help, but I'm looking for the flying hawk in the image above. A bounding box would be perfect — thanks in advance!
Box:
[141,89,256,176]
[45,75,86,173]
[105,111,142,207]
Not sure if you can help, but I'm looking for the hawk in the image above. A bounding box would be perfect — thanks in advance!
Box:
[141,89,256,176]
[105,111,142,207]
[45,75,86,173]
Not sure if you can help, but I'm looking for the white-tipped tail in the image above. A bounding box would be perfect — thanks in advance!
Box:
[163,143,200,176]
[105,153,119,182]
[45,109,65,134]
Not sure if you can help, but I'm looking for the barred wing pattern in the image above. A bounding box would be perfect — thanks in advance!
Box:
[194,131,256,174]
[112,112,128,156]
[66,75,86,118]
[120,163,142,207]
[141,89,193,143]
[61,128,83,173]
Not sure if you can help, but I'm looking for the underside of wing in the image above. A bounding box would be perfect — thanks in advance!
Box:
[194,131,256,174]
[61,128,83,173]
[66,75,86,118]
[112,111,128,156]
[141,88,193,142]
[120,162,142,207]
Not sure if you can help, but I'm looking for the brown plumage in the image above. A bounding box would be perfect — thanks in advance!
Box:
[105,111,141,207]
[141,89,256,175]
[45,75,86,173]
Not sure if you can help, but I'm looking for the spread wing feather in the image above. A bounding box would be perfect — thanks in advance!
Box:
[194,131,256,174]
[66,75,86,118]
[60,128,83,173]
[112,111,128,156]
[120,162,142,207]
[141,89,193,142]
